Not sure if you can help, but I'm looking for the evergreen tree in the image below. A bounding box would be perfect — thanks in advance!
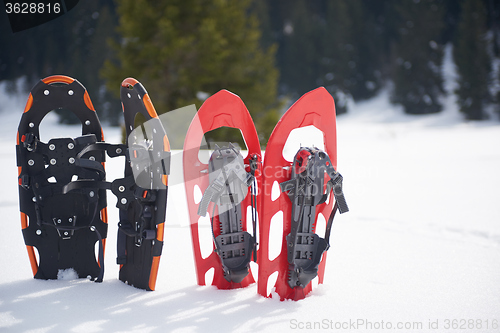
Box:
[277,0,322,96]
[0,1,118,123]
[321,0,383,113]
[322,0,384,109]
[454,0,491,120]
[391,0,445,115]
[103,0,280,145]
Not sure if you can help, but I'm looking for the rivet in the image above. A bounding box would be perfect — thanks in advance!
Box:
[49,144,55,151]
[89,191,95,198]
[90,226,96,231]
[29,122,34,128]
[89,156,95,161]
[121,198,127,205]
[119,186,125,192]
[44,90,49,96]
[36,229,42,235]
[68,90,74,96]
[116,148,122,154]
[28,159,34,166]
[68,218,73,223]
[68,143,74,149]
[32,197,36,202]
[127,93,131,99]
[85,120,90,126]
[69,157,75,164]
[64,232,69,236]
[57,219,61,223]
[50,159,56,165]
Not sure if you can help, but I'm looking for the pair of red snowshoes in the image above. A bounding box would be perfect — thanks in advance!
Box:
[183,88,348,300]
[16,75,169,290]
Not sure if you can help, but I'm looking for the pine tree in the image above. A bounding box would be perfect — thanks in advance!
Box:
[277,0,322,96]
[322,0,383,108]
[454,0,491,120]
[0,1,118,124]
[103,0,280,145]
[391,0,445,115]
[321,0,353,114]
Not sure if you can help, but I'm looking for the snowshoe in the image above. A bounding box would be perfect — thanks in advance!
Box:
[16,75,108,282]
[64,78,170,290]
[183,90,261,289]
[114,78,170,290]
[257,87,348,300]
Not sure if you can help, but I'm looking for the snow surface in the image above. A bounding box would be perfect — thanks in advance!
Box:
[1,68,500,332]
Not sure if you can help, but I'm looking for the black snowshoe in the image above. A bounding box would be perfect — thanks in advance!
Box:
[16,75,108,282]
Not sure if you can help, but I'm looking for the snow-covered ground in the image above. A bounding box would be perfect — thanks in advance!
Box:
[1,68,499,331]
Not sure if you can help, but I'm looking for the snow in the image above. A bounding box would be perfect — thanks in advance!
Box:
[1,67,500,331]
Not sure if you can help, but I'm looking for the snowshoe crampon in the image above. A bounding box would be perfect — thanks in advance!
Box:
[183,90,261,289]
[257,87,348,300]
[16,75,108,282]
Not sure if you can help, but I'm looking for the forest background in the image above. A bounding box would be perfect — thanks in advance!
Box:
[1,0,499,144]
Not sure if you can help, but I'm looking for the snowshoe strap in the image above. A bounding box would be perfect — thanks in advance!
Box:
[248,154,259,262]
[198,144,253,217]
[62,142,128,193]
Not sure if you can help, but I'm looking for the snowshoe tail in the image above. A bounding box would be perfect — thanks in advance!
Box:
[257,87,348,301]
[16,75,108,282]
[183,90,261,289]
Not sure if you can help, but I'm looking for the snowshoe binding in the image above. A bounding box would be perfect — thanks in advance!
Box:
[197,143,258,283]
[280,147,348,289]
[16,75,108,282]
[183,90,261,289]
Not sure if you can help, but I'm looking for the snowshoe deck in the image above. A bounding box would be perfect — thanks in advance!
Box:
[257,87,348,300]
[183,90,261,289]
[16,75,108,282]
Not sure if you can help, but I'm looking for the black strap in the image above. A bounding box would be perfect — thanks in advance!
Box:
[324,201,338,246]
[249,154,258,262]
[93,226,105,282]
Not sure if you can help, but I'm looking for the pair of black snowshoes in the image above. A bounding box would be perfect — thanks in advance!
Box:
[16,75,169,290]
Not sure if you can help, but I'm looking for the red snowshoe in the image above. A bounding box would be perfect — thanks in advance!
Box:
[257,87,348,300]
[183,90,261,289]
